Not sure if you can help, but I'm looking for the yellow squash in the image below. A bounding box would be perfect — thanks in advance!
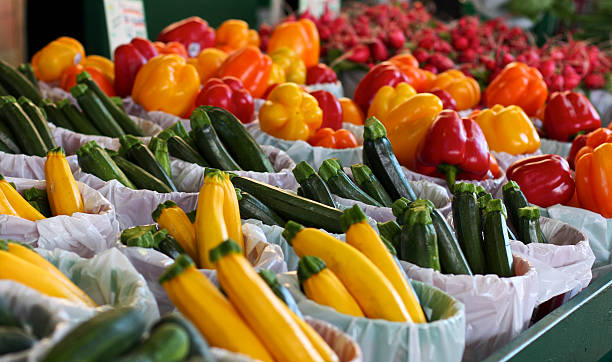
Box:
[44,147,84,216]
[0,175,45,221]
[288,308,339,362]
[298,255,364,317]
[220,173,244,251]
[0,189,18,217]
[5,241,96,306]
[342,205,425,323]
[211,240,324,362]
[152,200,198,263]
[194,170,228,269]
[0,249,88,306]
[284,222,411,322]
[159,255,273,361]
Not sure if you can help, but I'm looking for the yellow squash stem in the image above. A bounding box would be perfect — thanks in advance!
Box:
[342,205,426,323]
[6,242,96,306]
[0,188,18,216]
[160,255,273,361]
[0,250,88,306]
[153,201,198,263]
[44,147,84,216]
[221,173,244,251]
[211,240,324,362]
[284,222,411,322]
[0,176,45,221]
[195,171,228,269]
[298,256,364,317]
[288,308,339,362]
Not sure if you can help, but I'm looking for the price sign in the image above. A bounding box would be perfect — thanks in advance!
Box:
[298,0,340,17]
[104,0,148,56]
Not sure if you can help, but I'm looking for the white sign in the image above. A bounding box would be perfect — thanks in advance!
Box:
[104,0,148,57]
[299,0,340,17]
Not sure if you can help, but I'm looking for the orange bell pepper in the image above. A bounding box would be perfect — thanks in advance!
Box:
[308,128,358,149]
[154,41,188,58]
[31,37,84,82]
[132,54,200,116]
[61,64,115,97]
[258,83,322,141]
[268,19,319,68]
[428,70,481,111]
[573,128,612,166]
[80,55,114,83]
[485,62,548,116]
[217,46,272,98]
[388,53,432,92]
[575,142,612,217]
[339,97,364,125]
[215,19,260,53]
[188,48,228,84]
[367,82,417,121]
[384,93,444,168]
[473,104,540,155]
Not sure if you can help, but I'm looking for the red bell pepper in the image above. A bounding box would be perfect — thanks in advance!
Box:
[430,89,457,110]
[114,37,158,97]
[568,133,587,169]
[415,110,490,186]
[157,16,215,58]
[353,62,409,113]
[543,91,601,142]
[194,76,254,124]
[309,90,342,130]
[306,64,337,85]
[308,128,358,149]
[506,154,575,207]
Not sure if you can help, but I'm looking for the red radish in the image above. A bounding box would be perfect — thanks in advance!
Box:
[348,44,370,63]
[423,64,438,74]
[369,39,389,62]
[388,28,406,49]
[585,73,605,89]
[413,49,429,63]
[540,60,556,78]
[453,36,469,50]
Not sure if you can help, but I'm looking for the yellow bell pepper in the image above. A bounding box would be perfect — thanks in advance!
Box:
[80,55,114,82]
[187,48,228,84]
[259,82,322,141]
[268,47,306,85]
[385,93,444,168]
[473,104,540,155]
[132,54,200,116]
[428,70,480,111]
[31,37,84,82]
[367,82,417,121]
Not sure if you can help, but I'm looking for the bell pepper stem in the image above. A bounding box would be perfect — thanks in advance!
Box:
[437,163,459,188]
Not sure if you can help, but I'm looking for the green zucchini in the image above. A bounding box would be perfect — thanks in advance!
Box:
[0,59,42,104]
[186,209,196,223]
[120,224,158,248]
[202,105,274,172]
[259,269,303,318]
[319,158,382,206]
[76,71,144,136]
[16,63,37,88]
[399,206,441,271]
[0,120,19,154]
[293,161,336,208]
[483,199,514,277]
[235,188,285,226]
[0,96,47,156]
[475,185,487,198]
[120,135,177,191]
[0,327,35,355]
[112,154,174,193]
[41,100,73,130]
[452,183,486,274]
[153,229,186,259]
[71,84,124,137]
[77,141,136,189]
[231,175,343,233]
[0,82,9,97]
[517,206,547,244]
[296,186,306,198]
[110,96,125,111]
[351,163,393,207]
[23,187,51,217]
[377,220,401,251]
[43,307,146,362]
[167,135,209,167]
[117,323,189,362]
[0,299,20,328]
[190,108,241,171]
[362,116,417,201]
[58,99,100,135]
[152,313,213,359]
[17,97,55,149]
[502,181,529,231]
[167,121,196,149]
[148,137,172,178]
